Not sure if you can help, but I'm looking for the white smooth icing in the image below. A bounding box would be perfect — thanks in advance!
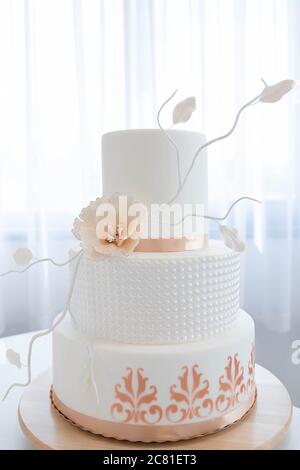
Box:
[69,241,240,344]
[102,129,207,208]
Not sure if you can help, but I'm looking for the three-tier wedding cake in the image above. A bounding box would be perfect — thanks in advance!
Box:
[3,80,294,444]
[51,129,256,442]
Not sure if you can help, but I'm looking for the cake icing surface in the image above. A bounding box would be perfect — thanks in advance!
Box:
[102,129,207,208]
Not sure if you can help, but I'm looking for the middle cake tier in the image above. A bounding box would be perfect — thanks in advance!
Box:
[70,241,240,344]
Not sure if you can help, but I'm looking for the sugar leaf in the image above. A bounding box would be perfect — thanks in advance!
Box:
[172,97,196,125]
[6,349,22,368]
[13,248,33,266]
[219,225,246,252]
[260,79,295,103]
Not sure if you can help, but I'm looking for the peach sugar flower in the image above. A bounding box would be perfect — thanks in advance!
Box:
[72,193,143,258]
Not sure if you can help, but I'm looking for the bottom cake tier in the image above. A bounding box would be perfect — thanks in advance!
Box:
[51,310,256,442]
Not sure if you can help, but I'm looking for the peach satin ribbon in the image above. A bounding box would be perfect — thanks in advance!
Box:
[50,387,257,443]
[134,235,208,253]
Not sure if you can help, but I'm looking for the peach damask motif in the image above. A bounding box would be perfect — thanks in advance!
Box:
[166,365,214,423]
[111,368,163,424]
[215,354,246,413]
[247,345,255,393]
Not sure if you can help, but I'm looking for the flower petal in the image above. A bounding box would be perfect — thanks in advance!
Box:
[72,218,82,240]
[121,237,140,255]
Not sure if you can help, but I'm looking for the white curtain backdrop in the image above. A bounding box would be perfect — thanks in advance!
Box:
[0,1,299,400]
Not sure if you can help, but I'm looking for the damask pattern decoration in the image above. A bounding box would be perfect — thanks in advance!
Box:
[247,345,255,394]
[110,367,163,424]
[215,354,246,413]
[111,350,254,425]
[166,365,214,423]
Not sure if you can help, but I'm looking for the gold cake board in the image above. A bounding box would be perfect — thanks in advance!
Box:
[18,365,292,450]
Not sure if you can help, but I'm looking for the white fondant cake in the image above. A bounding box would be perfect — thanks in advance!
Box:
[51,128,256,442]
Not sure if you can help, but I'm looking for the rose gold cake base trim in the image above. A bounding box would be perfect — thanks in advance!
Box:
[50,386,257,443]
[18,367,293,449]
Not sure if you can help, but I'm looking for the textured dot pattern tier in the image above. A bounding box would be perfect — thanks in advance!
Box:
[69,243,240,344]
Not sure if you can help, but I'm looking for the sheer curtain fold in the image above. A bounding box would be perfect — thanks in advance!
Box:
[0,1,299,341]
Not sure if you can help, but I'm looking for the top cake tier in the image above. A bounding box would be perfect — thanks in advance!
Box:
[102,129,207,208]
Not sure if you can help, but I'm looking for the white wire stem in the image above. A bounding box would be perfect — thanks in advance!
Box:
[169,196,262,227]
[168,91,263,204]
[0,249,82,278]
[261,77,268,87]
[204,196,262,221]
[157,89,182,187]
[86,342,100,405]
[2,251,83,401]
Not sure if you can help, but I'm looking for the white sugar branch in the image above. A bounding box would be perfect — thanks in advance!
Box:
[168,92,263,204]
[2,251,83,401]
[165,78,295,204]
[157,89,182,187]
[0,250,82,278]
[169,196,262,227]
